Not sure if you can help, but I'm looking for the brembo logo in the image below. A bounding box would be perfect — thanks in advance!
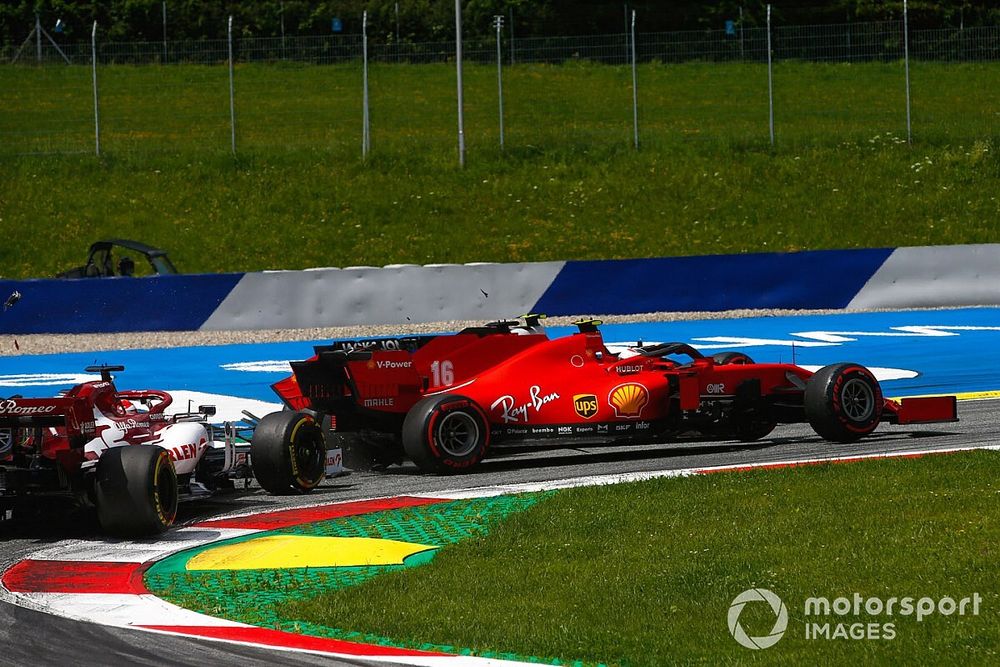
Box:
[0,400,57,416]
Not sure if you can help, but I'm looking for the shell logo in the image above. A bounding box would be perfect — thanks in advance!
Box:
[608,383,649,418]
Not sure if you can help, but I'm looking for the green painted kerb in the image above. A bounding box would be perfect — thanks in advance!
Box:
[145,492,578,664]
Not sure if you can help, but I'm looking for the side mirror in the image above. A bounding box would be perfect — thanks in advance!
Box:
[199,405,217,417]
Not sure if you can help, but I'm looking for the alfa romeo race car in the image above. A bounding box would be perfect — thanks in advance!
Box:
[0,366,340,536]
[261,318,959,474]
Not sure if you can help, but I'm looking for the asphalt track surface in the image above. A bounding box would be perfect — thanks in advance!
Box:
[1,398,996,667]
[2,308,999,666]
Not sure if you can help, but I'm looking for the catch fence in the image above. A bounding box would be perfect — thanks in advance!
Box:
[1,17,997,159]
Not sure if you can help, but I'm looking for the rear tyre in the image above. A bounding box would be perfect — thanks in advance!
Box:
[712,352,754,365]
[402,395,490,474]
[95,445,177,536]
[805,363,883,443]
[251,411,326,494]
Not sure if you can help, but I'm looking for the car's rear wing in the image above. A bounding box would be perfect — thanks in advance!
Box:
[0,396,96,440]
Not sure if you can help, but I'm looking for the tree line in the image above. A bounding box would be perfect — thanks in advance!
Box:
[2,1,997,44]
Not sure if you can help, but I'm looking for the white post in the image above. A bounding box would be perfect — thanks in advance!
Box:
[631,10,639,150]
[91,21,101,156]
[280,2,286,60]
[455,0,466,167]
[36,14,41,63]
[903,0,912,145]
[739,5,744,61]
[162,2,167,63]
[362,11,371,158]
[495,15,505,150]
[394,2,400,62]
[227,16,236,155]
[766,4,775,146]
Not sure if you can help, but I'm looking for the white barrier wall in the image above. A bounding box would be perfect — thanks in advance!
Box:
[1,245,998,334]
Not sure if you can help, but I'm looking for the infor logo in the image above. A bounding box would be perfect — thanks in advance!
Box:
[728,588,788,650]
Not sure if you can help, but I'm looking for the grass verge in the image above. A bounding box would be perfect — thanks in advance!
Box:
[282,451,1000,665]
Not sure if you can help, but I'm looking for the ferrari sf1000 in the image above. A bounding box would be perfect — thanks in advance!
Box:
[259,318,957,474]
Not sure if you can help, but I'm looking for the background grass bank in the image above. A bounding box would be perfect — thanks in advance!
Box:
[283,451,1000,665]
[0,62,997,279]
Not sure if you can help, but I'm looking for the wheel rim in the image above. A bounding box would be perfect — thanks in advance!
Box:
[841,377,875,422]
[294,434,325,484]
[155,458,178,524]
[434,410,480,458]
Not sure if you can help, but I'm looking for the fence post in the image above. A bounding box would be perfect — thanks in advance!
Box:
[455,0,466,168]
[495,15,505,150]
[36,14,41,63]
[903,0,912,145]
[739,6,744,62]
[91,21,101,156]
[280,2,286,61]
[631,10,639,150]
[767,4,775,146]
[362,10,371,158]
[162,2,168,63]
[227,16,236,155]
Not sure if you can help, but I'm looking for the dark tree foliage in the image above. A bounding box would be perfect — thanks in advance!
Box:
[1,1,997,44]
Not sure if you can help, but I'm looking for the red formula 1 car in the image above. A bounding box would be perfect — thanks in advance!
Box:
[0,366,337,536]
[259,318,958,474]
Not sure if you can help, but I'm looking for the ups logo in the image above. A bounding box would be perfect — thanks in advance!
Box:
[574,394,599,419]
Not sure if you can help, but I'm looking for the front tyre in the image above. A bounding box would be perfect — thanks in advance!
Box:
[95,445,178,536]
[402,395,490,474]
[805,363,883,443]
[251,411,326,494]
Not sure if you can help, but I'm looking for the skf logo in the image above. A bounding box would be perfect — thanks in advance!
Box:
[573,394,599,419]
[609,383,649,418]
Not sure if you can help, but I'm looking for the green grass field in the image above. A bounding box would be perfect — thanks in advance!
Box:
[282,451,1000,665]
[0,61,998,279]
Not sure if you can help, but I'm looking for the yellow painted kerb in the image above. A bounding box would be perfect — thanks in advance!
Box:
[187,535,437,571]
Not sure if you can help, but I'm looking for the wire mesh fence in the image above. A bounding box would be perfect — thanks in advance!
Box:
[0,19,997,158]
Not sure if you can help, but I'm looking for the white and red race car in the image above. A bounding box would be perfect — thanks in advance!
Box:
[0,365,341,536]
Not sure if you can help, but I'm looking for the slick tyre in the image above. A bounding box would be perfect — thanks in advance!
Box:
[805,363,883,443]
[251,411,326,494]
[402,395,490,474]
[711,352,754,365]
[95,445,178,537]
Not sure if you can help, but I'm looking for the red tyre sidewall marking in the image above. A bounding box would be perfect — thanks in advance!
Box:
[426,399,489,469]
[834,366,883,433]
